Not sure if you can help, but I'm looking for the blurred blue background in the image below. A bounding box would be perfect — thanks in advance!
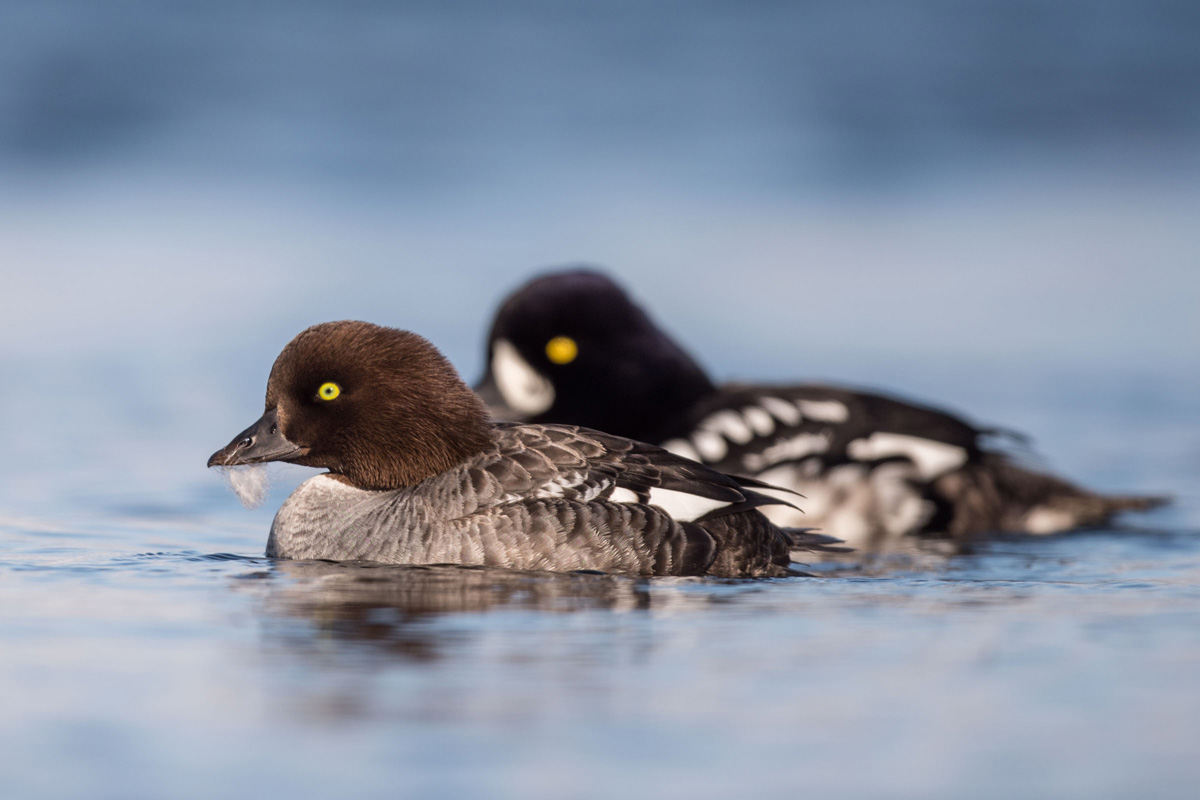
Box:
[1,0,1196,522]
[2,0,1200,520]
[2,3,1199,799]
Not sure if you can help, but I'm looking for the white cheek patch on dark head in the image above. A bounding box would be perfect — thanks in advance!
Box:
[220,464,271,509]
[491,338,555,415]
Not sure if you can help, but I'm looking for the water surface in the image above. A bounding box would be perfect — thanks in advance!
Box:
[3,511,1198,799]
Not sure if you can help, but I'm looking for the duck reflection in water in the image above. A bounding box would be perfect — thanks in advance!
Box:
[254,561,658,661]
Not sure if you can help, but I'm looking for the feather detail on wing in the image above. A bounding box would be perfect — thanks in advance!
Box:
[672,384,980,481]
[472,423,799,522]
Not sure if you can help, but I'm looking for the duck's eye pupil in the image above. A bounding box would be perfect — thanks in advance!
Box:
[318,382,341,401]
[545,336,578,365]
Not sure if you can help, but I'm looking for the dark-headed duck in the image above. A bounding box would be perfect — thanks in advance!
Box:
[475,269,1166,550]
[209,321,844,577]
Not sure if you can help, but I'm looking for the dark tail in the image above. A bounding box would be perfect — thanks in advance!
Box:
[781,527,854,554]
[932,453,1169,538]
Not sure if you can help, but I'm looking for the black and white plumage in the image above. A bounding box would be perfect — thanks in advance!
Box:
[208,320,843,577]
[476,269,1166,549]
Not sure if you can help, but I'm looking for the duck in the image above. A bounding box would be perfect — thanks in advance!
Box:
[474,268,1166,549]
[208,320,845,577]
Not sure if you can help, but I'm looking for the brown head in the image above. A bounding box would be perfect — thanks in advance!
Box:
[208,321,496,490]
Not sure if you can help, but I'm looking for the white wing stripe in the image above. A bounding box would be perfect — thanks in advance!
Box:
[663,438,702,462]
[647,488,731,522]
[760,396,801,425]
[699,410,753,444]
[796,399,850,424]
[742,405,776,437]
[609,487,639,504]
[744,432,831,471]
[692,430,728,462]
[845,433,967,480]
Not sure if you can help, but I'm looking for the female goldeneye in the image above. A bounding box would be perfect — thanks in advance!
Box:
[208,320,843,577]
[475,269,1165,549]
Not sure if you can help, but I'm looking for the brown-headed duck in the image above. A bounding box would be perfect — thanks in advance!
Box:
[209,320,844,577]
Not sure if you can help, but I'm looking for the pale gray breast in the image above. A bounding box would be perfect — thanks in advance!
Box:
[267,474,428,562]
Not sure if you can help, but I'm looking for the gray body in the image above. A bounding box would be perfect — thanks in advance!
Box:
[269,472,674,573]
[267,424,839,577]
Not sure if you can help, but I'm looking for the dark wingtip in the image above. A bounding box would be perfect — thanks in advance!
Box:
[782,527,853,554]
[1111,494,1172,512]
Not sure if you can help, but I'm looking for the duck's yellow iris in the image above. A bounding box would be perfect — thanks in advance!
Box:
[545,336,578,365]
[317,382,341,401]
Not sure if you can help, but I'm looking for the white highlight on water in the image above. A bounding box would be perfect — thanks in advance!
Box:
[221,464,270,509]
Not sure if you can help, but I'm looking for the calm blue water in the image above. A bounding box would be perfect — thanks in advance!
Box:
[1,2,1199,798]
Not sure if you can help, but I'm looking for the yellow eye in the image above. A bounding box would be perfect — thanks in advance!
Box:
[545,336,578,365]
[317,382,341,401]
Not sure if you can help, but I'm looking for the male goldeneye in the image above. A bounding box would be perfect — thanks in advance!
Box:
[208,320,844,577]
[475,269,1165,549]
